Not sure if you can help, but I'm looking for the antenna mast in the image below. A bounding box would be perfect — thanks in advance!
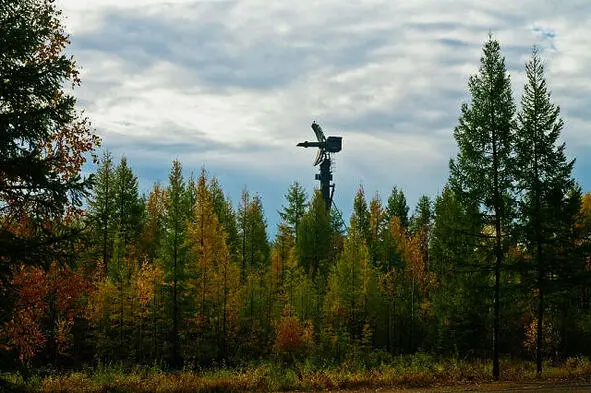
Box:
[297,122,342,210]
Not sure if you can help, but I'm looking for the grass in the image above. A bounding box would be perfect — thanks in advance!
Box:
[3,356,591,393]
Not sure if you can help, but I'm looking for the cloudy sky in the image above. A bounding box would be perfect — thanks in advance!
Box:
[59,0,591,231]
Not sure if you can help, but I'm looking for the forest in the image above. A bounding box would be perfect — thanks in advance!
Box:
[2,1,591,392]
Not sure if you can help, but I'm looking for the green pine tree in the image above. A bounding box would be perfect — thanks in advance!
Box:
[114,156,144,251]
[296,190,333,279]
[279,182,308,243]
[386,186,410,228]
[514,49,580,373]
[352,186,370,245]
[209,177,239,262]
[87,151,117,272]
[161,160,188,367]
[449,35,516,379]
[430,186,488,355]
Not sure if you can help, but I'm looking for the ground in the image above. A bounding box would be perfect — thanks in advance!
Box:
[327,382,591,393]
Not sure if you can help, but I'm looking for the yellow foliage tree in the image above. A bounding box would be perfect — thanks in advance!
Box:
[186,170,240,358]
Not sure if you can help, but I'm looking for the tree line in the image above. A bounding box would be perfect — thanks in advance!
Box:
[1,0,591,380]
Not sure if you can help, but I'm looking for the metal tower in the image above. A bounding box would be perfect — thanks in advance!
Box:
[297,122,342,210]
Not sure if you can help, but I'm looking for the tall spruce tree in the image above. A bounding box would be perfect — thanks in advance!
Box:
[210,177,239,262]
[0,0,98,326]
[113,156,144,250]
[386,186,409,228]
[449,35,516,379]
[0,0,98,246]
[279,182,308,243]
[87,152,116,272]
[352,187,370,245]
[162,160,187,367]
[515,49,578,374]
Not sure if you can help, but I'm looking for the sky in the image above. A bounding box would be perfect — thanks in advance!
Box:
[58,0,591,233]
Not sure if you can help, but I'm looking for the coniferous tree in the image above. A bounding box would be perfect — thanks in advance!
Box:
[271,223,295,287]
[1,0,99,339]
[430,186,487,355]
[386,186,410,228]
[515,49,579,373]
[368,193,387,267]
[449,35,516,379]
[238,189,269,277]
[247,194,270,272]
[410,196,432,270]
[238,189,250,282]
[279,182,308,242]
[140,183,167,263]
[186,170,239,361]
[161,160,187,367]
[0,0,98,269]
[324,197,384,351]
[324,222,376,341]
[210,177,239,262]
[113,156,144,250]
[184,173,197,219]
[296,190,333,278]
[87,152,116,272]
[352,187,370,245]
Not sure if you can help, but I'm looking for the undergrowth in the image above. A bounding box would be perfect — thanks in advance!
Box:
[2,355,591,393]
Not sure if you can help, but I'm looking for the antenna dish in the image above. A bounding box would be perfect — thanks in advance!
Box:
[297,122,343,211]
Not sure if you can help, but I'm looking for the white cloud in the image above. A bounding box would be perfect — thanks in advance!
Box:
[57,0,591,223]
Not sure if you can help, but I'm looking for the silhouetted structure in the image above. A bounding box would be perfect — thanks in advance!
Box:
[297,122,342,210]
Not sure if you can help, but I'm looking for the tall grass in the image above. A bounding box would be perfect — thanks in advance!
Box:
[3,356,591,393]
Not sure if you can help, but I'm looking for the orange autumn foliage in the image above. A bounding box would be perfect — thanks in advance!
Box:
[273,307,313,360]
[3,262,87,363]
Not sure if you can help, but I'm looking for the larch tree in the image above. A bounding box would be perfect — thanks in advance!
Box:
[515,49,579,374]
[324,205,380,343]
[449,35,515,379]
[187,170,239,360]
[271,223,295,288]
